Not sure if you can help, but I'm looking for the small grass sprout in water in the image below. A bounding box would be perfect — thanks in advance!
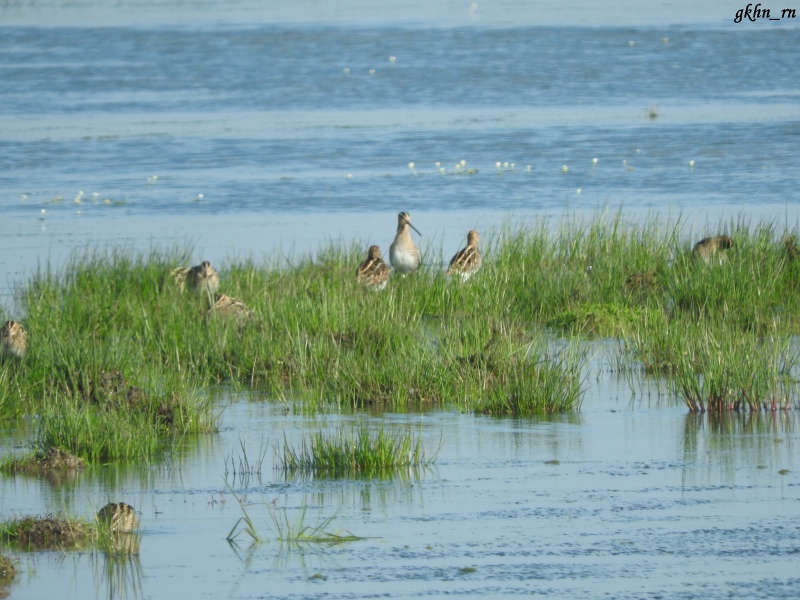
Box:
[277,425,436,477]
[226,488,360,546]
[223,435,267,486]
[264,501,360,546]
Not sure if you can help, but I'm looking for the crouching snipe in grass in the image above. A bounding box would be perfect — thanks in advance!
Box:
[389,212,422,276]
[172,260,220,295]
[782,234,799,260]
[446,230,482,281]
[693,235,733,264]
[356,245,391,291]
[208,293,255,322]
[0,320,26,359]
[97,502,139,533]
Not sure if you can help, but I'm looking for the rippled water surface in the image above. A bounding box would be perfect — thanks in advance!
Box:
[1,2,799,598]
[2,371,798,600]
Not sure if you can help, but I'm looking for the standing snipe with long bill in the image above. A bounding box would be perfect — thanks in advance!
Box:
[389,212,422,276]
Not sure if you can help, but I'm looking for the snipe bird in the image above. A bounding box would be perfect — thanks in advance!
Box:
[389,212,422,276]
[172,260,220,295]
[97,502,139,533]
[208,293,255,323]
[0,320,26,359]
[693,235,733,264]
[445,230,482,281]
[356,245,391,291]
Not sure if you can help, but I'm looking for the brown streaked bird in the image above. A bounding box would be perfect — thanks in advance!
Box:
[782,234,799,260]
[172,260,220,295]
[97,502,139,533]
[389,212,422,275]
[624,270,657,292]
[1,320,27,359]
[170,266,190,291]
[446,230,482,281]
[692,235,734,264]
[356,245,391,291]
[208,293,255,322]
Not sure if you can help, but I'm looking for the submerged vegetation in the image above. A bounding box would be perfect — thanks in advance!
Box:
[227,491,361,546]
[1,211,799,465]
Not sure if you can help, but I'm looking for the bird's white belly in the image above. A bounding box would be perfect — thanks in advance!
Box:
[390,246,419,274]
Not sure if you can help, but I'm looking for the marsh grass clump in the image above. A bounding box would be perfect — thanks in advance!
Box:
[0,514,93,551]
[623,311,800,412]
[472,343,587,415]
[277,425,435,477]
[1,248,220,460]
[0,445,85,475]
[262,502,360,546]
[1,508,141,555]
[4,208,800,464]
[0,554,16,586]
[671,327,798,413]
[621,311,686,374]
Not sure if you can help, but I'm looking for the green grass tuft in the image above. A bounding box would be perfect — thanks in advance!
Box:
[277,425,436,477]
[3,208,800,466]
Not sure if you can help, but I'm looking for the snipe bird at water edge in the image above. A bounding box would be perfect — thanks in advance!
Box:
[389,212,422,276]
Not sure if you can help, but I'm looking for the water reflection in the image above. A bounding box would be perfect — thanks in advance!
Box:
[222,434,268,490]
[90,551,143,600]
[3,381,800,598]
[31,451,210,511]
[681,411,797,485]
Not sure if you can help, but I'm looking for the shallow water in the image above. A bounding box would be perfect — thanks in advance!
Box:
[2,363,798,599]
[2,2,800,598]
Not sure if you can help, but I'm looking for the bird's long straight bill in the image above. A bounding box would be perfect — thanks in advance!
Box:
[409,223,422,236]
